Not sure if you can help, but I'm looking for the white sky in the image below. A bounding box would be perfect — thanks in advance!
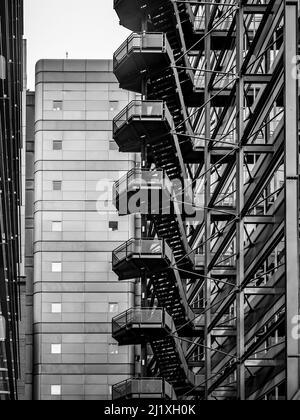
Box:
[24,0,130,89]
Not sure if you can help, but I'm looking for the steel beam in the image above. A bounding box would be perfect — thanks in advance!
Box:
[284,0,300,400]
[245,360,285,368]
[204,0,212,400]
[244,288,285,296]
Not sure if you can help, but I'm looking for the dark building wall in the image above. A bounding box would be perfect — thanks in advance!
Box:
[24,91,35,400]
[0,0,24,400]
[17,283,26,399]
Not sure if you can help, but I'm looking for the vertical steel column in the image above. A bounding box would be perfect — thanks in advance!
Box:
[140,268,148,377]
[236,0,245,400]
[140,8,149,380]
[204,0,212,400]
[140,135,148,379]
[284,0,300,400]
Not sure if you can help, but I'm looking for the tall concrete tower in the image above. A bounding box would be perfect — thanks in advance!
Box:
[30,59,136,400]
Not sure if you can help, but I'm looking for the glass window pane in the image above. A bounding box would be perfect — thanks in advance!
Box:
[0,316,6,341]
[51,304,62,313]
[51,344,62,354]
[51,385,61,396]
[53,140,62,150]
[109,344,119,355]
[53,181,62,191]
[52,222,62,232]
[52,263,62,273]
[109,303,119,313]
[109,101,119,111]
[109,221,118,231]
[0,55,6,80]
[53,101,63,111]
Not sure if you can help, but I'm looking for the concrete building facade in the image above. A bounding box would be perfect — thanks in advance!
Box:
[30,59,137,400]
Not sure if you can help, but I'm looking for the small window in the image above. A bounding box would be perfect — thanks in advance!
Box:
[52,221,62,232]
[109,141,118,151]
[109,221,118,232]
[51,385,61,396]
[109,303,119,313]
[0,55,6,80]
[52,263,62,273]
[51,304,62,314]
[0,315,5,341]
[53,181,62,191]
[51,344,62,354]
[109,101,118,112]
[53,140,62,150]
[53,101,63,111]
[109,385,112,395]
[109,344,119,355]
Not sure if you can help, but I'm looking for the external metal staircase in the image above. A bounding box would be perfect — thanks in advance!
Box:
[112,239,196,327]
[112,0,297,402]
[112,308,204,396]
[111,0,204,400]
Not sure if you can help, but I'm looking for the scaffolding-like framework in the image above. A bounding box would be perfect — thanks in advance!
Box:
[111,0,300,400]
[0,0,24,401]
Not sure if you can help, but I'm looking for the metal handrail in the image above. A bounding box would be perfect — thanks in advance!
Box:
[113,307,168,331]
[114,168,166,192]
[113,168,136,194]
[112,238,169,265]
[113,32,166,68]
[113,169,175,212]
[112,304,197,387]
[114,99,166,121]
[112,305,200,390]
[112,377,176,400]
[113,99,172,135]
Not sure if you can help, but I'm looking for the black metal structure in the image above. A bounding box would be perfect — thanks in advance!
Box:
[0,0,23,401]
[111,0,300,400]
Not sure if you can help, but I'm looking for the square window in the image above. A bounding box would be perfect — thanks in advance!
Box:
[109,221,118,232]
[53,101,63,111]
[109,344,119,355]
[51,304,62,313]
[109,101,118,112]
[109,303,119,313]
[52,262,62,273]
[52,221,62,232]
[51,385,61,396]
[53,181,62,191]
[109,141,118,151]
[53,140,62,150]
[51,344,62,354]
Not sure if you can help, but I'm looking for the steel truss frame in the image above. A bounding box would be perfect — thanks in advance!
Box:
[113,0,300,400]
[187,0,299,400]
